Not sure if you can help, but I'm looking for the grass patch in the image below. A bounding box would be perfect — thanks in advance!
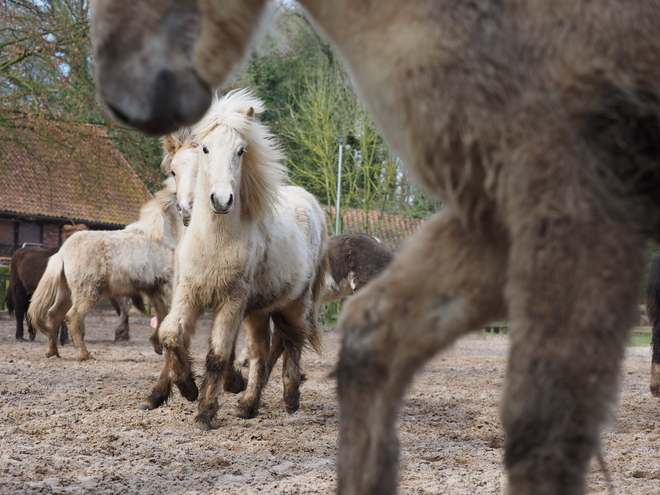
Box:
[628,333,652,347]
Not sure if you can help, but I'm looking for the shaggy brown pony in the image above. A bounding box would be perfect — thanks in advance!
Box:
[90,1,660,494]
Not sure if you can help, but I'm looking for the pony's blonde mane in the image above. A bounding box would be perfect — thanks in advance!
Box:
[160,127,197,174]
[193,89,288,221]
[125,178,179,245]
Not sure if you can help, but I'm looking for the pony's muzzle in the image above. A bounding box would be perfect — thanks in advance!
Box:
[210,193,233,214]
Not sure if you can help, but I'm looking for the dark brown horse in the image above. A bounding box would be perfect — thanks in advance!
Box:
[645,254,660,396]
[6,246,62,342]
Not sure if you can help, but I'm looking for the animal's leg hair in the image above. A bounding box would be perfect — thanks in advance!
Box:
[651,321,660,396]
[502,214,643,495]
[234,311,271,419]
[142,290,201,410]
[271,302,315,414]
[43,287,72,358]
[147,292,170,355]
[194,298,246,429]
[65,297,96,361]
[113,297,130,342]
[337,210,507,495]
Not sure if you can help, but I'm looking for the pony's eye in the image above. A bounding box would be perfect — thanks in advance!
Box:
[237,146,245,157]
[171,171,176,177]
[202,145,209,154]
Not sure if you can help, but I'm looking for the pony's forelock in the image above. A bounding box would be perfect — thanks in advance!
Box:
[193,89,288,221]
[160,127,196,174]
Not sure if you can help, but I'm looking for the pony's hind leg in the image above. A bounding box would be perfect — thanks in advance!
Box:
[65,298,96,361]
[502,213,644,495]
[112,297,130,342]
[271,302,316,414]
[195,299,246,430]
[336,210,508,495]
[234,311,271,419]
[42,289,72,358]
[147,292,170,355]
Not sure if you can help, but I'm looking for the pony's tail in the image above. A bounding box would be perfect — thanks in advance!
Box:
[5,285,14,317]
[131,295,148,315]
[28,252,66,332]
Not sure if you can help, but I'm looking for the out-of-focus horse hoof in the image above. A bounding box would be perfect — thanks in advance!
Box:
[233,402,258,419]
[152,343,163,355]
[28,332,36,342]
[176,380,199,402]
[223,370,246,394]
[138,402,154,411]
[45,350,60,358]
[76,352,93,361]
[285,405,299,415]
[193,419,213,431]
[114,333,130,342]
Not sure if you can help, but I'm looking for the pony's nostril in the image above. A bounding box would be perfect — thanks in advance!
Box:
[176,203,182,212]
[227,194,234,208]
[210,193,215,205]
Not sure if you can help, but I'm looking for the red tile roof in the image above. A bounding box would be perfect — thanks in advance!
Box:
[0,119,152,227]
[328,207,426,252]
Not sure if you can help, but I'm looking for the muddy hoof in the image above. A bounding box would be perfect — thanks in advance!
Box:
[138,403,154,411]
[152,343,163,355]
[114,334,130,342]
[651,383,660,397]
[176,380,199,402]
[284,390,300,414]
[28,332,36,342]
[76,352,93,361]
[223,370,246,394]
[193,418,212,431]
[233,402,258,419]
[45,350,60,358]
[285,404,299,415]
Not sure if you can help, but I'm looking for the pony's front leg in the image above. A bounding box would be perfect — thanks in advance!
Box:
[234,311,271,418]
[502,212,643,495]
[194,299,246,430]
[336,210,508,495]
[141,287,201,410]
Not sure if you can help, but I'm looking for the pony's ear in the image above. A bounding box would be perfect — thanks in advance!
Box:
[163,134,180,156]
[243,107,255,118]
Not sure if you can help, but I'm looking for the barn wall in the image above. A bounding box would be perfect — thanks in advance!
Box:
[42,224,60,248]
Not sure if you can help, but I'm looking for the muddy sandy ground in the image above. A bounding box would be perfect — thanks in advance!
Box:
[0,308,659,494]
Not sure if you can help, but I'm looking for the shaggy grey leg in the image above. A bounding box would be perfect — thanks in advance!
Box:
[234,312,271,418]
[143,293,201,410]
[336,211,508,495]
[148,292,170,355]
[113,297,131,342]
[194,299,246,429]
[502,214,643,495]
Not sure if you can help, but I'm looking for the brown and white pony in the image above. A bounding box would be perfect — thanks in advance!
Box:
[28,180,183,361]
[91,1,660,493]
[144,90,328,430]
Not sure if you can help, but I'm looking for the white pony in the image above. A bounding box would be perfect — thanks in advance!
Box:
[28,180,183,361]
[143,90,328,429]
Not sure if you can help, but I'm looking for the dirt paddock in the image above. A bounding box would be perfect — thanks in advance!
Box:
[0,307,659,494]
